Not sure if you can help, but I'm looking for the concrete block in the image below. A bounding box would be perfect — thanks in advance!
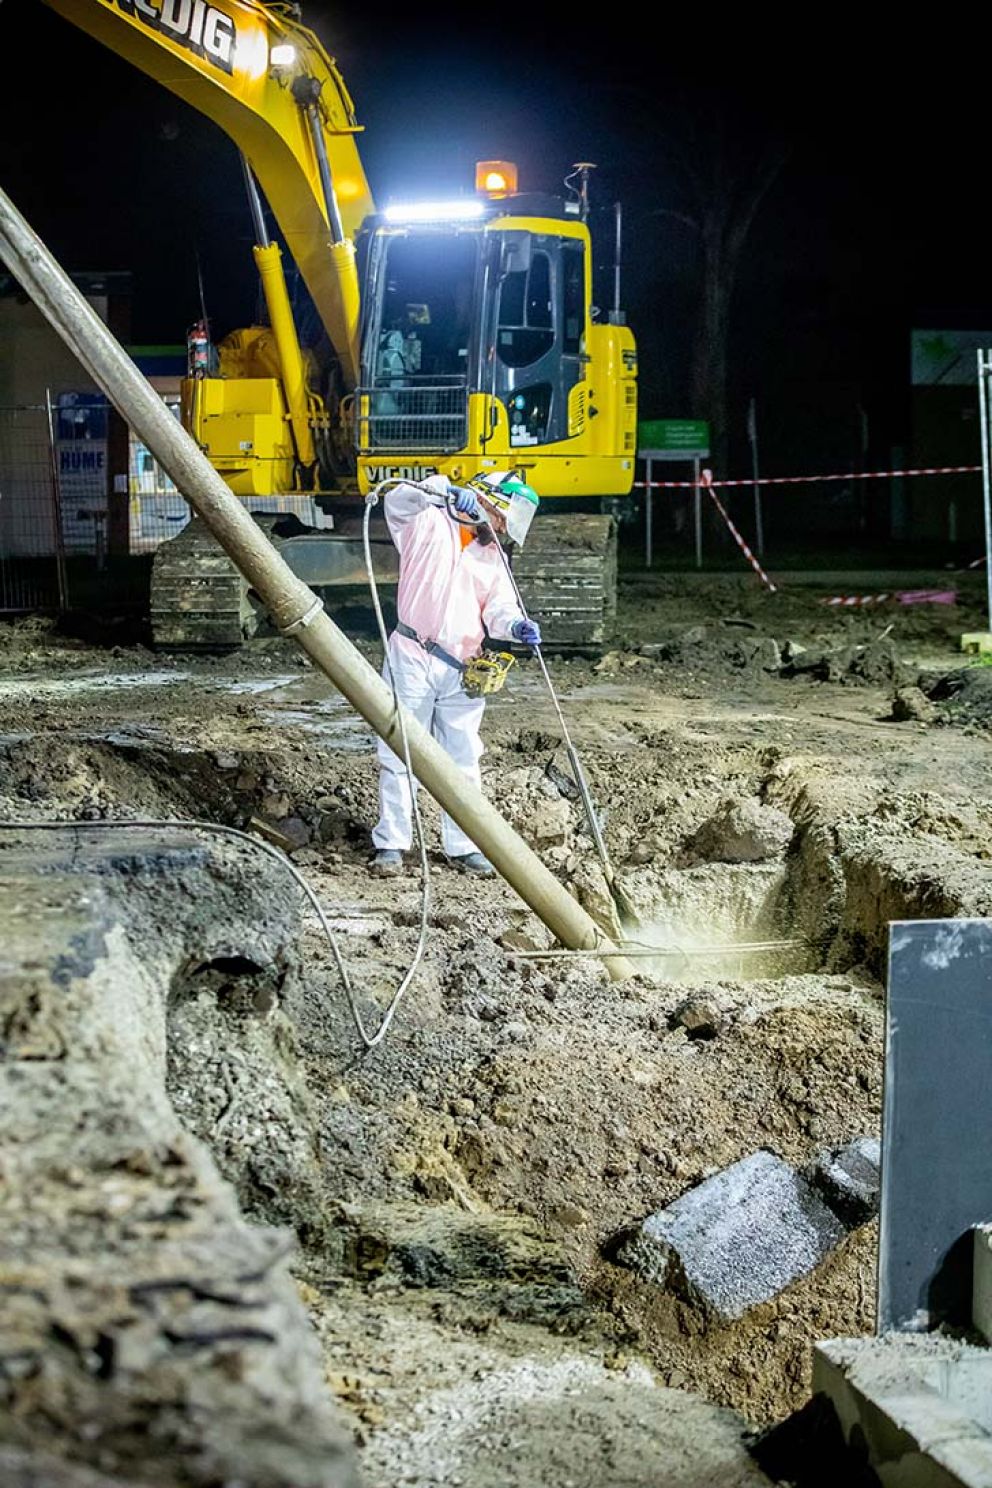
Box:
[809,1135,881,1228]
[973,1225,992,1346]
[815,1335,992,1487]
[960,632,992,656]
[616,1149,845,1320]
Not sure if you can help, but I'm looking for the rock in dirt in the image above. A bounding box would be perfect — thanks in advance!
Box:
[501,926,552,953]
[783,645,829,676]
[808,1136,881,1228]
[333,1200,575,1294]
[568,859,624,940]
[545,757,580,800]
[627,839,656,865]
[737,636,782,672]
[782,637,910,687]
[247,812,313,852]
[848,637,910,687]
[890,685,936,723]
[669,996,723,1041]
[614,1149,846,1321]
[516,727,560,753]
[527,796,573,846]
[688,797,795,864]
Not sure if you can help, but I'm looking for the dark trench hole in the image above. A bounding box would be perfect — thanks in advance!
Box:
[171,954,285,1017]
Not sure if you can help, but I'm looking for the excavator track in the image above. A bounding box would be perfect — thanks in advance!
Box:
[150,517,266,650]
[150,511,617,653]
[511,512,617,651]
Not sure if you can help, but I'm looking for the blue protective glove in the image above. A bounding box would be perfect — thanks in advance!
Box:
[449,483,481,517]
[511,618,542,647]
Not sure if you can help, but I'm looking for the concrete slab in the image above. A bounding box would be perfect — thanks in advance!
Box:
[809,1135,881,1227]
[882,920,992,1333]
[973,1227,992,1346]
[815,1335,992,1487]
[616,1150,845,1320]
[960,633,992,656]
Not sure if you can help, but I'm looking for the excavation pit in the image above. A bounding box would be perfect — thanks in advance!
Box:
[619,859,819,981]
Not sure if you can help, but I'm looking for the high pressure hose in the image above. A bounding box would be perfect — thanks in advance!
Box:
[487,536,620,889]
[0,478,439,1055]
[0,814,418,1049]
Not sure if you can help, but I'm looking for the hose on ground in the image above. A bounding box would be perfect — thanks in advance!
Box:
[0,813,423,1051]
[0,477,437,1054]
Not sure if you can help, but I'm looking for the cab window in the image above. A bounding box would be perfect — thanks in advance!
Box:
[497,250,554,368]
[561,243,584,356]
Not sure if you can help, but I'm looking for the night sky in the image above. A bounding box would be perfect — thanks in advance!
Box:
[2,1,990,486]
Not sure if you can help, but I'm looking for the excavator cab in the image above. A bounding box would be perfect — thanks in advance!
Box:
[352,187,637,647]
[354,192,638,505]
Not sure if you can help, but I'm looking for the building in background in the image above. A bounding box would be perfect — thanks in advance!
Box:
[908,329,988,547]
[0,272,187,609]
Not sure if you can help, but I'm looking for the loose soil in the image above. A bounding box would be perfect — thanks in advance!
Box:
[3,565,991,1486]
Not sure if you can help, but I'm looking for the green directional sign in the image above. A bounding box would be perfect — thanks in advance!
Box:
[638,419,710,453]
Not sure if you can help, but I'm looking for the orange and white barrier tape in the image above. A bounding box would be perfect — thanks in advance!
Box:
[821,589,958,608]
[635,462,982,491]
[699,469,777,593]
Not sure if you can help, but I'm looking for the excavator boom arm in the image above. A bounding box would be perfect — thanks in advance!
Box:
[43,0,376,387]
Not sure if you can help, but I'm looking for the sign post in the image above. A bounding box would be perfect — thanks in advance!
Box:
[977,352,992,633]
[638,420,711,569]
[747,398,764,557]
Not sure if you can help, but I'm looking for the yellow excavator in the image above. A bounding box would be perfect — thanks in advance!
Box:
[41,0,638,648]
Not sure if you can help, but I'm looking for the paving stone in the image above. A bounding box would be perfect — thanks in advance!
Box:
[809,1135,881,1228]
[616,1149,845,1320]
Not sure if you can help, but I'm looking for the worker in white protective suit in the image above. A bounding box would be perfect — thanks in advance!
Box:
[370,471,542,877]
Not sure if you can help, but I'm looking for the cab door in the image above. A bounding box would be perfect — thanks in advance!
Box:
[489,232,587,449]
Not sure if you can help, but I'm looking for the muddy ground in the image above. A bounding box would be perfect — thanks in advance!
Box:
[2,564,992,1486]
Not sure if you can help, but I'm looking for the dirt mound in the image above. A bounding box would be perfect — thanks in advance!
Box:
[922,664,992,727]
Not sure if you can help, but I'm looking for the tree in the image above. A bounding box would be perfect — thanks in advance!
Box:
[654,108,789,473]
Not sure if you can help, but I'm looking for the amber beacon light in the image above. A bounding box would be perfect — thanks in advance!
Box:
[475,161,518,198]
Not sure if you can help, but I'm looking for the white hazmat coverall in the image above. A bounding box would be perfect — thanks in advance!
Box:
[372,476,525,857]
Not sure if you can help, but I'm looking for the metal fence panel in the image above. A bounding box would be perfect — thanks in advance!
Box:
[128,397,190,554]
[0,404,64,612]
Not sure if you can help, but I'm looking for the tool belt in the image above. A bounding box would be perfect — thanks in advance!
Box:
[395,621,465,673]
[394,622,515,696]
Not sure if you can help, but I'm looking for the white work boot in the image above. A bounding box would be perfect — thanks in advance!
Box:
[370,848,404,877]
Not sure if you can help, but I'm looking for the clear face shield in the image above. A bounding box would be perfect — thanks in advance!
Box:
[504,491,537,547]
[472,474,539,548]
